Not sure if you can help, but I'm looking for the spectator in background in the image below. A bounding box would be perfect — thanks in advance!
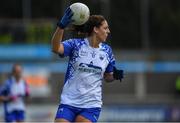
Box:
[0,63,30,122]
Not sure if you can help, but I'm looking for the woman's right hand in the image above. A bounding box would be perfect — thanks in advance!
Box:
[57,7,73,29]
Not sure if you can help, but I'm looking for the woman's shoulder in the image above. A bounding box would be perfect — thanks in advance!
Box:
[68,38,86,43]
[101,43,112,51]
[70,38,86,45]
[66,38,86,49]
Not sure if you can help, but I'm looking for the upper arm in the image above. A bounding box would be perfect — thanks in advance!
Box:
[105,47,115,73]
[55,43,64,54]
[0,80,10,96]
[58,39,75,57]
[51,27,65,54]
[103,46,115,82]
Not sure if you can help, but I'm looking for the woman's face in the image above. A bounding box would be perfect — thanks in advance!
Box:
[13,65,22,79]
[95,20,110,42]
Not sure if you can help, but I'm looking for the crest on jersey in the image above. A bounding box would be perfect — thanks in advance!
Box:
[99,54,105,61]
[80,49,88,57]
[91,51,96,58]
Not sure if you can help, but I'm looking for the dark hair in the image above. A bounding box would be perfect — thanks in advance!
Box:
[12,63,22,73]
[73,15,106,36]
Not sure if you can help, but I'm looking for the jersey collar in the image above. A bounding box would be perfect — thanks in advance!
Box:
[84,38,102,49]
[11,76,24,83]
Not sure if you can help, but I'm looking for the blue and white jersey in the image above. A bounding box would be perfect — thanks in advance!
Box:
[0,77,29,113]
[59,38,115,108]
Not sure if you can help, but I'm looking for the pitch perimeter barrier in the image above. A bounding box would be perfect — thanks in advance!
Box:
[0,62,180,73]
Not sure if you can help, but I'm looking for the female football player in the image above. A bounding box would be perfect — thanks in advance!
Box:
[51,7,123,123]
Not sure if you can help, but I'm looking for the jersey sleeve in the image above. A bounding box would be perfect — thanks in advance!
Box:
[59,39,75,57]
[0,80,10,96]
[105,47,115,73]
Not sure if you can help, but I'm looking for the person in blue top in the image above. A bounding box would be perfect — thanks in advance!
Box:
[51,7,124,123]
[0,64,30,122]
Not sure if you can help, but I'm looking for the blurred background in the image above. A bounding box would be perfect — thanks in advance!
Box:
[0,0,180,122]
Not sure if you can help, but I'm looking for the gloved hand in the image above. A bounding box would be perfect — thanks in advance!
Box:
[113,66,124,82]
[57,7,73,29]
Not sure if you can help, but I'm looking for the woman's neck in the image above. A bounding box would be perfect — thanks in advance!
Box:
[13,76,21,83]
[88,36,100,48]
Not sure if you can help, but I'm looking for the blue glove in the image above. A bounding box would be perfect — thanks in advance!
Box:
[113,66,124,82]
[57,7,73,29]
